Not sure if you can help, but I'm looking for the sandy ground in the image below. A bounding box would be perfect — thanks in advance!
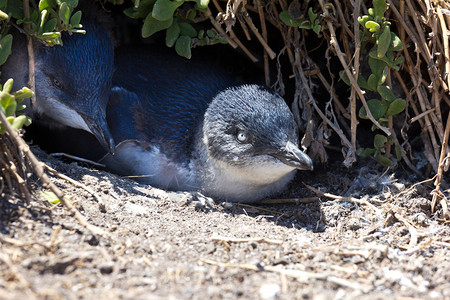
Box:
[1,147,450,300]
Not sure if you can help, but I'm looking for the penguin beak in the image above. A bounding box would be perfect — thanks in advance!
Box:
[84,110,115,155]
[272,141,313,171]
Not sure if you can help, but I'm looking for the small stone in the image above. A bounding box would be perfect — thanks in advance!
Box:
[85,234,100,246]
[259,283,281,300]
[99,262,114,275]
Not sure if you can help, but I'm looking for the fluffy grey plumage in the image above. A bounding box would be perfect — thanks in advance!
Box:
[102,82,313,203]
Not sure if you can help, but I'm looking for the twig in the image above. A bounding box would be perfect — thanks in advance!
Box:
[255,0,270,86]
[237,14,252,40]
[296,58,356,166]
[23,0,36,108]
[0,110,107,236]
[49,153,106,168]
[304,183,382,215]
[238,203,287,216]
[211,235,283,245]
[258,197,319,205]
[0,235,51,251]
[242,10,276,59]
[205,8,238,48]
[0,144,31,204]
[211,0,258,62]
[45,164,106,212]
[315,71,350,119]
[410,108,436,123]
[351,0,362,152]
[199,258,372,292]
[432,111,450,213]
[319,0,391,136]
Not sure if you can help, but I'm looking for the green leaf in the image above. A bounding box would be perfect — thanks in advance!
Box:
[152,0,183,21]
[0,9,8,20]
[339,70,351,86]
[395,145,402,160]
[307,7,317,22]
[357,75,370,90]
[70,29,85,34]
[279,11,302,27]
[12,115,27,130]
[389,32,403,51]
[377,85,396,101]
[24,115,32,126]
[0,34,13,66]
[196,0,209,9]
[2,78,13,93]
[312,24,321,35]
[393,55,404,66]
[166,21,180,47]
[373,0,387,18]
[142,13,173,38]
[124,0,157,19]
[65,0,78,8]
[377,26,390,58]
[386,99,406,116]
[6,0,23,19]
[70,10,82,27]
[367,74,378,91]
[377,154,394,166]
[365,21,380,32]
[14,87,33,102]
[187,9,196,20]
[42,18,57,32]
[374,134,387,148]
[175,35,191,59]
[368,56,387,80]
[194,3,207,13]
[5,99,16,117]
[59,2,70,24]
[39,0,50,11]
[39,9,48,30]
[179,22,196,37]
[359,99,389,120]
[358,15,371,27]
[41,31,61,39]
[370,50,402,71]
[40,191,71,204]
[356,147,376,157]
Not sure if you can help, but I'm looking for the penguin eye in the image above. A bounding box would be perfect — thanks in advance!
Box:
[52,78,63,89]
[236,130,249,143]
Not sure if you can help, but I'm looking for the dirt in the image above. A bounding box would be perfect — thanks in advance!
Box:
[1,147,450,300]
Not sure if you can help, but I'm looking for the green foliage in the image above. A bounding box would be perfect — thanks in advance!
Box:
[40,190,72,204]
[0,1,86,131]
[0,33,12,65]
[0,0,85,46]
[125,0,216,59]
[280,7,321,35]
[341,0,405,166]
[0,78,32,133]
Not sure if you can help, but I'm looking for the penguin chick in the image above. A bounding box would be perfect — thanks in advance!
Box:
[102,46,313,202]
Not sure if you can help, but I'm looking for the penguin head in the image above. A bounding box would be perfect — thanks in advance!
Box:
[4,21,115,153]
[202,84,313,185]
[33,21,115,153]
